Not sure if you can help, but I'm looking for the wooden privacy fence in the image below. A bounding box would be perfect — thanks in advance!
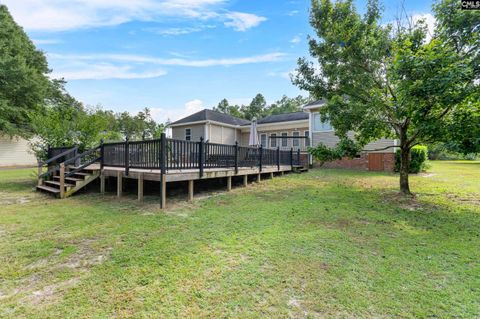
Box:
[102,133,306,177]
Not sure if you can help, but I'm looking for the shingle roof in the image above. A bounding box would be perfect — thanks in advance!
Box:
[304,99,326,108]
[170,109,250,126]
[254,111,309,125]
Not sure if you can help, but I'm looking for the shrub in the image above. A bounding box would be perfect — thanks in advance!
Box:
[395,145,429,173]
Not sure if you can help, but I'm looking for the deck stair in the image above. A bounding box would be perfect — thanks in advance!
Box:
[36,146,102,198]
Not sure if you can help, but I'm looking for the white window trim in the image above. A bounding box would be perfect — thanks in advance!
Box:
[185,128,192,141]
[292,131,300,147]
[281,132,288,148]
[312,112,334,133]
[270,133,277,148]
[304,130,310,147]
[260,133,267,147]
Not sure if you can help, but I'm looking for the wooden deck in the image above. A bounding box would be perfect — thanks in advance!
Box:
[90,164,295,208]
[37,134,309,208]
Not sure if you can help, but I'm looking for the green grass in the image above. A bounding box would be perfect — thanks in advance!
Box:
[0,161,479,318]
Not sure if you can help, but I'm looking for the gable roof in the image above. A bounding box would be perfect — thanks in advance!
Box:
[303,99,326,109]
[254,111,309,125]
[170,109,250,126]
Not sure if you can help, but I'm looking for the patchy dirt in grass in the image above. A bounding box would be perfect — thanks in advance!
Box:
[25,278,80,306]
[0,192,35,205]
[2,238,110,306]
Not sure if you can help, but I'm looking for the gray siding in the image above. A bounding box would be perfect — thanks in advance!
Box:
[171,124,205,142]
[312,131,395,153]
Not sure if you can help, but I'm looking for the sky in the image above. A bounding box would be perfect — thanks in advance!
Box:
[2,0,434,123]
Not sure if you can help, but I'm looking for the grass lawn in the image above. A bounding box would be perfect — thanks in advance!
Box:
[0,161,479,318]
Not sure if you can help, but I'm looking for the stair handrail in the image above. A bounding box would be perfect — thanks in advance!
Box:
[63,146,102,178]
[39,146,78,166]
[62,145,100,166]
[37,146,79,183]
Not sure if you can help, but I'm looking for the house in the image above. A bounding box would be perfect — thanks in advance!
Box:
[170,109,310,150]
[303,100,396,171]
[0,135,37,167]
[170,104,396,171]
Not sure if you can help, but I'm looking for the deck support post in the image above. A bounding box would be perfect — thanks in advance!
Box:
[257,173,261,183]
[281,171,285,176]
[160,174,167,209]
[59,163,65,199]
[243,174,248,187]
[100,172,105,194]
[138,173,144,202]
[227,176,232,191]
[188,180,194,202]
[270,172,274,179]
[117,171,122,198]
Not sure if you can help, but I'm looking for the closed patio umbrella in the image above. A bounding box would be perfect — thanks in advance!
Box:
[248,118,259,146]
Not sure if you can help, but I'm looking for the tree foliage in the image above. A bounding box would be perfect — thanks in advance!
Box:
[0,5,51,137]
[31,81,165,159]
[213,94,311,120]
[294,0,479,194]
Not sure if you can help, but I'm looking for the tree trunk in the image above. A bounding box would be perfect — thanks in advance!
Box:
[399,147,411,195]
[399,128,412,195]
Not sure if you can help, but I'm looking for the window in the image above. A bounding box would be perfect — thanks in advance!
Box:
[293,131,300,147]
[270,134,277,148]
[281,132,288,147]
[313,113,332,132]
[185,128,191,141]
[304,131,310,147]
[260,134,267,147]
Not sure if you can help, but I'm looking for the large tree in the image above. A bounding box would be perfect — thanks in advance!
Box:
[213,98,243,118]
[0,5,51,137]
[294,0,479,194]
[268,95,311,115]
[242,93,268,120]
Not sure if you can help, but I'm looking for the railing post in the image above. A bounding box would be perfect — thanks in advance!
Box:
[125,136,130,176]
[160,133,167,209]
[259,145,263,172]
[297,148,301,167]
[198,137,204,178]
[277,146,280,171]
[234,141,239,175]
[160,133,166,175]
[59,163,65,199]
[290,147,294,170]
[100,139,104,170]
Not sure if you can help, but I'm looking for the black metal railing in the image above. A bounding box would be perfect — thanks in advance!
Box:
[82,133,308,175]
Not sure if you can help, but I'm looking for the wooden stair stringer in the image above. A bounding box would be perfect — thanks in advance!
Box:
[64,171,100,198]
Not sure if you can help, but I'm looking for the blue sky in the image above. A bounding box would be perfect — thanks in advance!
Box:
[3,0,434,123]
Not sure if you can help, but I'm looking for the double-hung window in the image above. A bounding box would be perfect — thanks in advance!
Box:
[270,134,277,148]
[313,113,333,132]
[281,132,288,147]
[185,128,192,141]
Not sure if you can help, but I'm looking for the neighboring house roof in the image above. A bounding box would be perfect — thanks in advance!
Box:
[253,112,309,125]
[303,99,326,109]
[170,109,250,126]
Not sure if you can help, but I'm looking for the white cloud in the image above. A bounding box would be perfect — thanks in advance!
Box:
[412,13,436,42]
[2,0,265,32]
[145,24,215,36]
[48,52,287,68]
[223,12,267,31]
[149,99,205,123]
[290,35,301,44]
[50,63,167,80]
[287,10,299,16]
[267,71,292,80]
[32,38,61,45]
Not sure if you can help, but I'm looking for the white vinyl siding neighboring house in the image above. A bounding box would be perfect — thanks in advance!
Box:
[0,135,37,167]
